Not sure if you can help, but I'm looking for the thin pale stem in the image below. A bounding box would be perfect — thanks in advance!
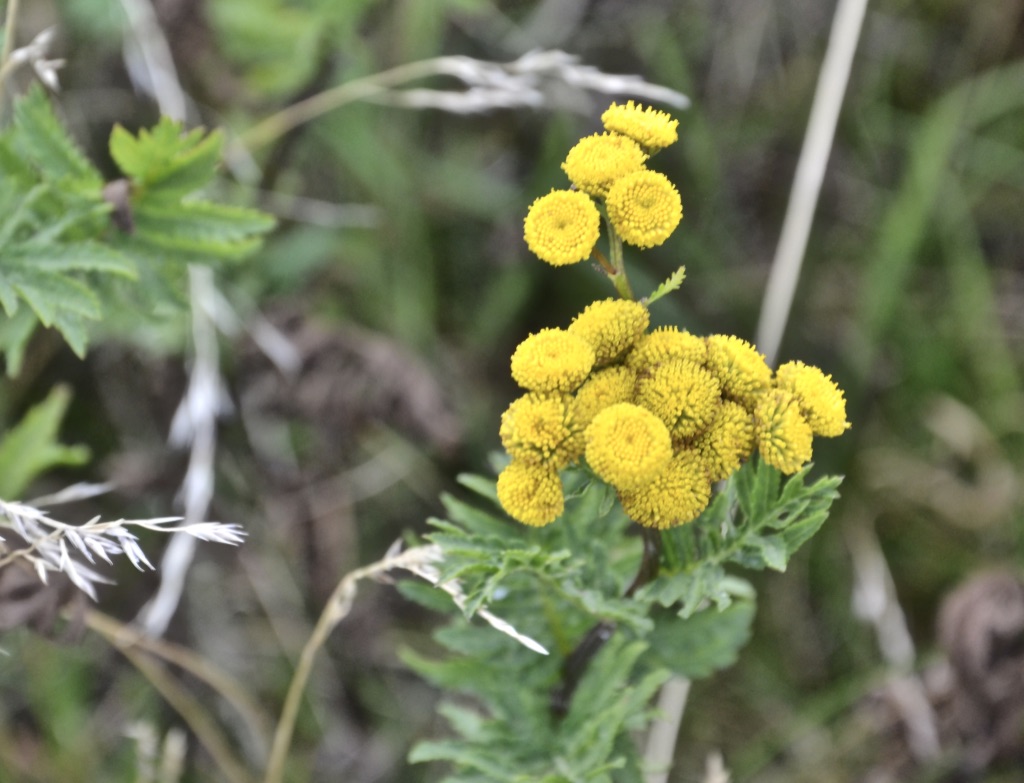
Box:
[1,0,19,68]
[119,645,257,783]
[262,546,434,783]
[233,58,459,155]
[0,0,22,120]
[754,0,870,365]
[84,609,273,759]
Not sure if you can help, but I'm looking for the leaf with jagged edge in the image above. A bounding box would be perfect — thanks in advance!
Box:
[110,118,223,197]
[11,86,102,189]
[0,308,37,377]
[0,385,90,498]
[10,272,101,323]
[1,269,99,356]
[121,200,275,263]
[645,265,686,306]
[6,241,136,278]
[644,596,755,679]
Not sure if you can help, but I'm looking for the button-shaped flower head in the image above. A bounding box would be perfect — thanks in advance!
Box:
[568,298,650,366]
[755,389,814,475]
[524,189,601,266]
[627,326,708,371]
[497,460,565,527]
[775,361,850,437]
[619,450,711,529]
[605,170,682,249]
[584,402,672,492]
[572,365,637,431]
[634,358,722,440]
[510,328,596,394]
[601,100,679,153]
[500,393,582,469]
[694,400,755,482]
[704,334,773,409]
[561,133,648,198]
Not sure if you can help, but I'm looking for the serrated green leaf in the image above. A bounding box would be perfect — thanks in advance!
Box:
[110,119,223,195]
[12,86,102,187]
[48,309,90,357]
[0,385,90,498]
[736,533,788,571]
[736,457,781,524]
[645,598,755,679]
[645,265,686,306]
[0,273,19,316]
[135,200,275,241]
[409,739,520,782]
[7,241,137,278]
[636,562,729,618]
[0,308,37,376]
[11,273,101,324]
[0,184,48,249]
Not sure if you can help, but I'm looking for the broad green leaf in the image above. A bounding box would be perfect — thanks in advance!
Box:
[645,598,755,679]
[110,119,223,195]
[0,385,90,498]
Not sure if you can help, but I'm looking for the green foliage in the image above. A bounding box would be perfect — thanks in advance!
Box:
[408,459,841,780]
[0,385,88,498]
[109,116,276,268]
[0,87,274,370]
[643,460,842,618]
[0,87,133,362]
[644,265,686,306]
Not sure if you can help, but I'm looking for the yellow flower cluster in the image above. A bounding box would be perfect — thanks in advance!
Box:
[522,101,683,266]
[497,311,850,529]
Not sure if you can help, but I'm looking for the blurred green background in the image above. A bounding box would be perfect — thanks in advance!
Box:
[1,0,1022,780]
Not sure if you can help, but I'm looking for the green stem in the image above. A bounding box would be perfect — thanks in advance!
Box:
[604,223,635,300]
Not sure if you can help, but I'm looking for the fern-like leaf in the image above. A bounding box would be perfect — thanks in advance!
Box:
[645,265,686,305]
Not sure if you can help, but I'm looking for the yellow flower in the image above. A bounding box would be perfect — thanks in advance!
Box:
[694,401,755,482]
[572,365,637,430]
[567,298,650,366]
[633,358,721,439]
[497,460,564,526]
[601,101,679,152]
[755,389,813,475]
[704,334,773,408]
[523,189,601,266]
[626,326,707,371]
[561,133,648,197]
[775,361,850,437]
[584,402,672,492]
[511,328,595,393]
[499,393,581,468]
[605,169,682,249]
[619,450,711,529]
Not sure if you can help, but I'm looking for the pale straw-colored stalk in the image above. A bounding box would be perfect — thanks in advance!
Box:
[646,0,871,778]
[755,0,871,367]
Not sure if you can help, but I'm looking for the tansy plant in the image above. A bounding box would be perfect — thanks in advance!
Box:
[407,101,850,781]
